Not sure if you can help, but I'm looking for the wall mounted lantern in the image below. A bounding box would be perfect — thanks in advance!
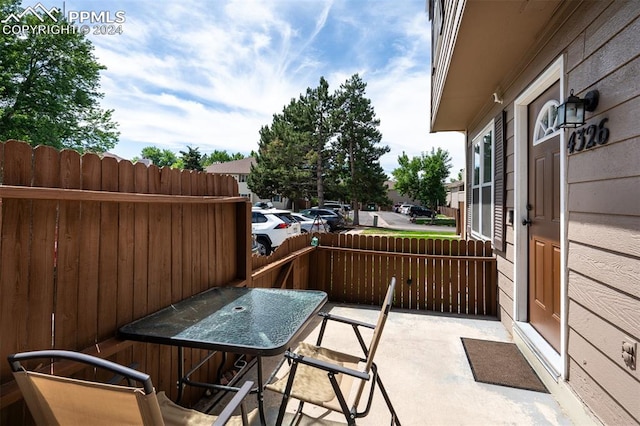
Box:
[557,89,599,128]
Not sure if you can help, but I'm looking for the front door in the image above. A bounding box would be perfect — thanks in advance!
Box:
[527,82,561,352]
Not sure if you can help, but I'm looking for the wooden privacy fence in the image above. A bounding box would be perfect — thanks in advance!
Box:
[0,140,251,418]
[309,233,497,316]
[251,232,497,316]
[251,233,314,289]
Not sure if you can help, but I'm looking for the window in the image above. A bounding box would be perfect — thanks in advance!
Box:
[430,0,444,68]
[471,121,494,239]
[238,174,248,183]
[533,100,560,145]
[251,212,267,223]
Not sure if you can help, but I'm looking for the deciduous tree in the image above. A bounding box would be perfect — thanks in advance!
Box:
[392,148,452,210]
[134,146,178,167]
[0,0,119,152]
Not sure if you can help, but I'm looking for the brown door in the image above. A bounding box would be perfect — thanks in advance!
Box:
[527,82,561,352]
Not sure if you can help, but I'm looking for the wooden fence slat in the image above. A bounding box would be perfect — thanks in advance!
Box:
[207,173,218,287]
[450,239,460,314]
[55,149,82,351]
[98,156,119,341]
[372,236,383,305]
[434,239,443,312]
[353,234,364,304]
[332,234,344,302]
[115,160,135,374]
[77,152,101,350]
[401,238,411,310]
[0,141,33,384]
[426,239,434,311]
[117,160,135,328]
[378,236,389,304]
[170,168,183,304]
[29,146,59,352]
[409,238,419,310]
[417,238,426,310]
[459,241,468,314]
[468,241,478,315]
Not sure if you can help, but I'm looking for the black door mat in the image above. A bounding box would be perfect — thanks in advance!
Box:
[461,337,548,393]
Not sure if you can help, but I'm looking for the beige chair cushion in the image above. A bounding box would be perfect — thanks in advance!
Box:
[157,391,255,426]
[266,342,363,412]
[13,370,164,425]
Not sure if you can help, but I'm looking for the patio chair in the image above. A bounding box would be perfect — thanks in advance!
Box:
[8,349,255,426]
[266,276,400,425]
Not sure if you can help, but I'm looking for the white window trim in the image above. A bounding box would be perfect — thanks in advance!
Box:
[533,100,561,146]
[470,120,495,241]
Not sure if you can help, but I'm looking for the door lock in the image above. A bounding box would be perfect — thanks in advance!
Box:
[522,218,532,226]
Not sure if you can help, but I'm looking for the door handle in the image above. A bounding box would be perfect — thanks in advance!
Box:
[522,218,532,226]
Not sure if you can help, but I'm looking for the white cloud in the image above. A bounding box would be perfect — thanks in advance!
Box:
[71,0,465,178]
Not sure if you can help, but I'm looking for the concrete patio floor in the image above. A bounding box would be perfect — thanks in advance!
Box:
[203,303,588,425]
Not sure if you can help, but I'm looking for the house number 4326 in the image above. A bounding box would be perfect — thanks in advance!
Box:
[567,118,610,154]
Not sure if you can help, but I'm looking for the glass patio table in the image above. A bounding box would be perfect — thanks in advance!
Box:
[118,286,327,424]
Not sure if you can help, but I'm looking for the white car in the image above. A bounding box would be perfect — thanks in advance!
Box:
[251,208,301,255]
[290,213,329,234]
[400,204,413,215]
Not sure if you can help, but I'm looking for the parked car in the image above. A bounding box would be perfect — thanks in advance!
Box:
[409,206,434,217]
[253,201,273,209]
[290,213,329,234]
[299,208,345,232]
[318,202,346,215]
[251,234,260,254]
[251,208,301,255]
[399,204,413,215]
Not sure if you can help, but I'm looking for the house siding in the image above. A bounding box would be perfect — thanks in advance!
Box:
[461,2,639,424]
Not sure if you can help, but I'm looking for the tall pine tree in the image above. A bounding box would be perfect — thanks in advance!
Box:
[333,74,390,225]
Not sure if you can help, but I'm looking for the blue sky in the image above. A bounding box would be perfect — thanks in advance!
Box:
[61,0,464,177]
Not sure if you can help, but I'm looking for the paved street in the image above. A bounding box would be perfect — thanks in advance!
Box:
[348,210,456,233]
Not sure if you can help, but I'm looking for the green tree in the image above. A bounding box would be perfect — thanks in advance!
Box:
[179,146,204,171]
[248,98,316,208]
[421,147,452,209]
[333,74,390,225]
[202,150,246,166]
[301,77,334,206]
[451,168,463,182]
[133,146,178,167]
[392,148,452,210]
[0,0,119,152]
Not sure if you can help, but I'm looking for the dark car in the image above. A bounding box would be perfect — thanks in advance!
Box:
[299,208,345,231]
[409,206,433,217]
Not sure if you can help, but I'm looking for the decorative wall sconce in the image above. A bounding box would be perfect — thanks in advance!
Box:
[557,89,599,128]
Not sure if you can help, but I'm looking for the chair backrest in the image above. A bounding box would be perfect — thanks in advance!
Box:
[8,350,165,426]
[353,276,396,405]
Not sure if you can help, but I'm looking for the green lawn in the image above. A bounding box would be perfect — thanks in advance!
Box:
[360,228,459,239]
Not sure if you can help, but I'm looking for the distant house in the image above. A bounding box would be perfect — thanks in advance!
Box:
[385,180,419,210]
[429,1,639,424]
[103,152,152,166]
[445,180,464,208]
[205,157,288,209]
